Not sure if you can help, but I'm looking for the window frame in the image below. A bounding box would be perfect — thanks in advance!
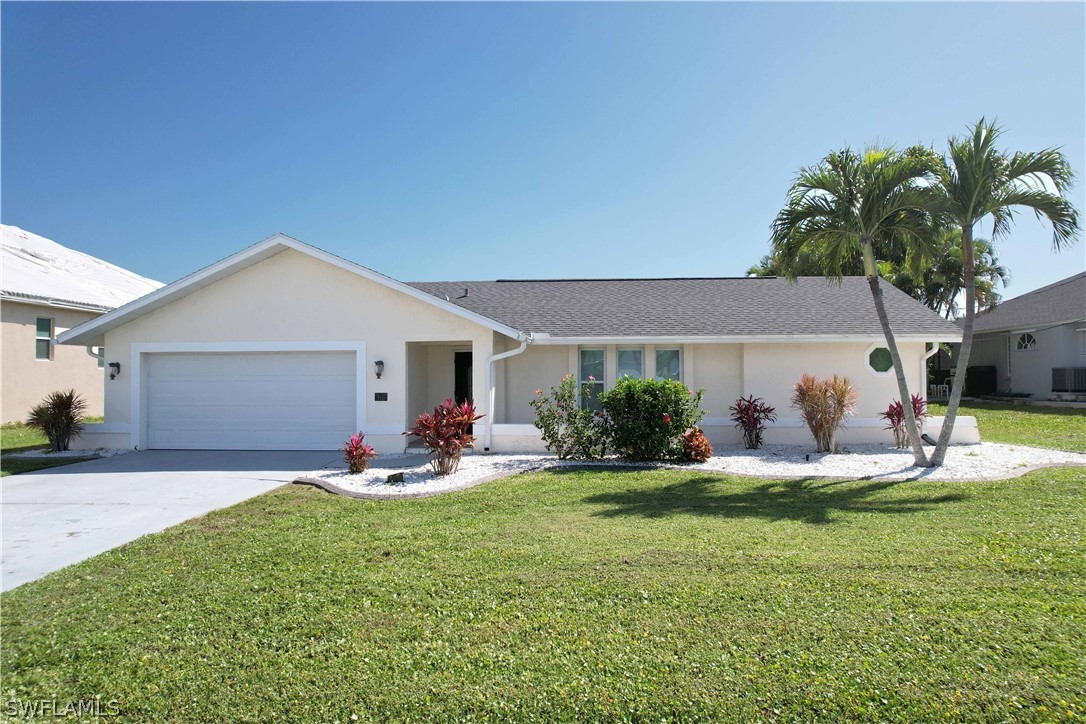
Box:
[35,317,53,361]
[578,347,606,411]
[1016,333,1037,351]
[615,347,644,381]
[864,343,894,377]
[654,347,682,382]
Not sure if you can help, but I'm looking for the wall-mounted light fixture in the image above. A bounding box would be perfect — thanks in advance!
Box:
[374,360,384,379]
[108,362,121,380]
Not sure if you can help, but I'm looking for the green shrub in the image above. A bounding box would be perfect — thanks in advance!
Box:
[600,377,705,461]
[530,375,609,460]
[26,389,87,452]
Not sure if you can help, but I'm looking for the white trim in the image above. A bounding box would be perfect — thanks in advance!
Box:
[491,424,539,436]
[533,334,961,345]
[703,416,894,428]
[864,342,894,378]
[1,292,113,313]
[129,341,366,450]
[57,234,526,346]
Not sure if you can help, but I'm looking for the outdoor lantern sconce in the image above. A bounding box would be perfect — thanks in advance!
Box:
[374,360,384,379]
[108,362,121,380]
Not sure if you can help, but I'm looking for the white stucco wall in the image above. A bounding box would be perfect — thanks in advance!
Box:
[90,249,502,453]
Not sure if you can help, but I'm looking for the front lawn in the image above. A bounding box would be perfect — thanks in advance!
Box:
[2,467,1084,720]
[0,420,101,477]
[929,401,1086,451]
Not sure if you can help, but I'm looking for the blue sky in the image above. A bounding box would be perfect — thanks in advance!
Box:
[3,2,1084,300]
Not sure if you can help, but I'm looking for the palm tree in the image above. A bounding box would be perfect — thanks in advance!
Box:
[771,146,940,465]
[885,227,1009,318]
[929,119,1080,466]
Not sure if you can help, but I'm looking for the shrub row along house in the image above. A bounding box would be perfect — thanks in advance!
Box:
[58,234,974,454]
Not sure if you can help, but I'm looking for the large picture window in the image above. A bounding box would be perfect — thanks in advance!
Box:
[655,348,681,381]
[579,349,605,411]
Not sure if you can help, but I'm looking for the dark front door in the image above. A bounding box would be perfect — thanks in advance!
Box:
[454,352,472,405]
[454,351,473,433]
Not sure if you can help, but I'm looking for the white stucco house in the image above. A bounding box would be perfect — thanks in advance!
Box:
[950,272,1086,401]
[58,234,973,454]
[1,225,162,422]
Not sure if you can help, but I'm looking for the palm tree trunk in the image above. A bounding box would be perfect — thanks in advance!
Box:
[862,241,929,466]
[930,225,976,466]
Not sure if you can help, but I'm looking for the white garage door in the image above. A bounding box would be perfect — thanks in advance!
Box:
[145,351,356,450]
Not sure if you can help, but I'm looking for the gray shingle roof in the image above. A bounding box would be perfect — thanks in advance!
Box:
[971,272,1086,333]
[407,276,962,339]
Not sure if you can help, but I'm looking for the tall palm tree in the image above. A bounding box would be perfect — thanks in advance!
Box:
[929,119,1080,466]
[885,227,1009,318]
[771,146,940,465]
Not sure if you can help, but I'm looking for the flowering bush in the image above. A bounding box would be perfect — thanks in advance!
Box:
[530,374,608,460]
[600,377,705,461]
[879,394,929,449]
[729,395,777,449]
[342,432,378,473]
[682,426,713,463]
[790,374,858,453]
[405,398,484,476]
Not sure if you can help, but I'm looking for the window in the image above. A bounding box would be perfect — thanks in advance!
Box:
[655,348,681,381]
[868,346,893,373]
[97,347,105,368]
[616,348,643,380]
[579,349,605,411]
[35,318,53,360]
[1016,333,1037,350]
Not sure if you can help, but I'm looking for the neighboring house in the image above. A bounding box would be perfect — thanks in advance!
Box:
[1,225,162,422]
[58,234,970,453]
[950,272,1086,401]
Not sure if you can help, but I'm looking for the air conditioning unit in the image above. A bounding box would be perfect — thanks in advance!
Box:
[1052,367,1086,393]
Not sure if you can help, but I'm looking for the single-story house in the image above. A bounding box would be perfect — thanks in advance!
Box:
[939,272,1085,401]
[1,225,162,422]
[58,234,973,454]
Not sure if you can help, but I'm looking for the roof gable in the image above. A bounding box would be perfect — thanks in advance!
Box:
[57,234,525,346]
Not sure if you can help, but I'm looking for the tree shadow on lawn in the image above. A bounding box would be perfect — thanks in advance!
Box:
[577,472,969,525]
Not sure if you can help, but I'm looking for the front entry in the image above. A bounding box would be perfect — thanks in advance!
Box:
[454,351,473,433]
[454,351,472,405]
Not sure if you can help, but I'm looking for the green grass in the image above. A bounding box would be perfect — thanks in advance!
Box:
[3,467,1084,721]
[929,401,1086,452]
[1,419,102,476]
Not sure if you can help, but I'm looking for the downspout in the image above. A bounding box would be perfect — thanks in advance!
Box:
[922,342,940,400]
[483,333,533,451]
[85,346,104,364]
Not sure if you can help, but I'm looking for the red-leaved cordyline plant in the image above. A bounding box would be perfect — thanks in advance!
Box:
[342,432,378,473]
[404,398,484,476]
[790,374,859,453]
[729,395,777,450]
[682,426,713,462]
[879,394,929,449]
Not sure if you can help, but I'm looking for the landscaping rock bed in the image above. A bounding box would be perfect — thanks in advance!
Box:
[299,442,1086,499]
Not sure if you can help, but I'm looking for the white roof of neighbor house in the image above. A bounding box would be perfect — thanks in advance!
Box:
[1,225,163,312]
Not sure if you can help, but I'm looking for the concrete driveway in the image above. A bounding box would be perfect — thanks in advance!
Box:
[1,450,339,592]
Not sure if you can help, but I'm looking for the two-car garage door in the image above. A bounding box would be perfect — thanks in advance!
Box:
[145,352,356,450]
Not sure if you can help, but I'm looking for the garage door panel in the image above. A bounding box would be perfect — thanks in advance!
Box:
[145,351,356,450]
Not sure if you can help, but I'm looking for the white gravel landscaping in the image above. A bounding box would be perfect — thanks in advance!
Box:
[302,442,1086,499]
[3,447,133,459]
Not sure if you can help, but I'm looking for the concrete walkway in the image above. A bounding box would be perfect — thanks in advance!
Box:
[1,450,339,592]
